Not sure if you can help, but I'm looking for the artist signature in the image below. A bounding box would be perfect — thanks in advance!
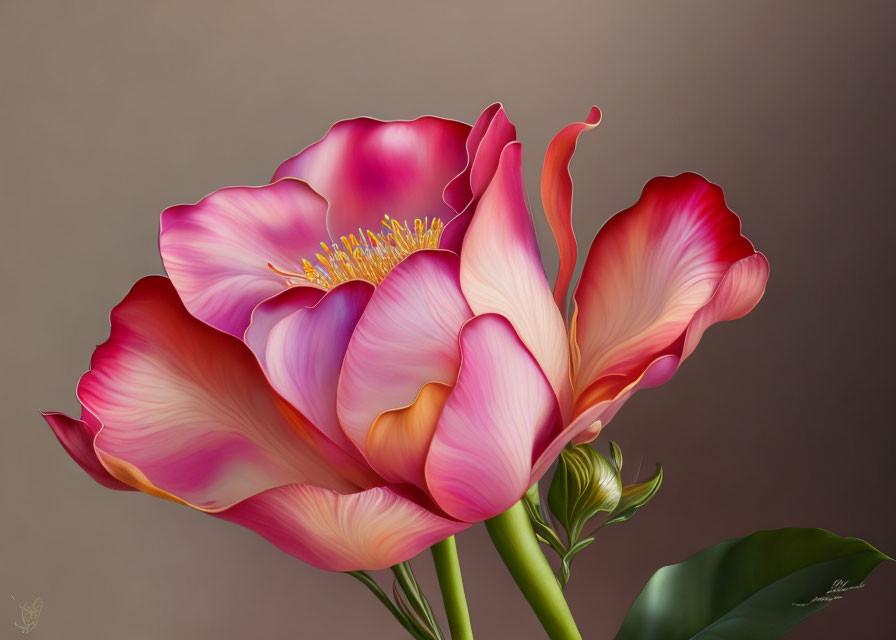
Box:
[10,595,43,634]
[792,578,865,607]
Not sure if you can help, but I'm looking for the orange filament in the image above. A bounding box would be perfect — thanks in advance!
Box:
[269,216,444,289]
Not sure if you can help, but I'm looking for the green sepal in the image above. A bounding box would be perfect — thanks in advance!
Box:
[609,440,624,471]
[604,464,663,526]
[522,484,567,556]
[559,537,596,589]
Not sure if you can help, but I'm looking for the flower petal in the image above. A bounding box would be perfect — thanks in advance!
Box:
[273,116,471,240]
[443,103,502,213]
[77,276,369,510]
[366,381,452,488]
[441,105,518,252]
[337,250,472,453]
[541,107,601,309]
[572,173,769,414]
[529,353,681,486]
[459,142,572,415]
[250,281,374,455]
[426,314,562,522]
[244,286,326,368]
[215,484,467,571]
[160,179,329,337]
[41,410,133,490]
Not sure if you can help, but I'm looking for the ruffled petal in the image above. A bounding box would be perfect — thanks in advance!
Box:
[337,250,472,454]
[425,314,561,522]
[441,105,518,252]
[41,410,133,490]
[273,116,471,240]
[572,173,769,416]
[248,281,374,454]
[77,276,371,510]
[160,179,329,337]
[443,103,502,213]
[541,107,601,309]
[215,484,468,571]
[458,142,572,415]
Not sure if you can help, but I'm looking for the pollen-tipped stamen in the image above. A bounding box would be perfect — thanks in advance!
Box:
[269,216,445,289]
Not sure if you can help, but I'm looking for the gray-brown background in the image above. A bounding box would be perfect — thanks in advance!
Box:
[2,1,894,638]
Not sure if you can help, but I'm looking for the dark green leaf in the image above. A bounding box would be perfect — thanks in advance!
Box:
[615,528,892,640]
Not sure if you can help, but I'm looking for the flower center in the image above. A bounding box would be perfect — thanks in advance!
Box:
[270,216,444,289]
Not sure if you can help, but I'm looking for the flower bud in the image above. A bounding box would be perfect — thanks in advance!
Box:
[548,444,622,542]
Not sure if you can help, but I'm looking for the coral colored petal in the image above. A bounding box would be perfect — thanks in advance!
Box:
[160,179,329,337]
[541,107,601,310]
[572,173,768,400]
[682,252,770,359]
[252,281,374,454]
[459,142,572,415]
[565,256,767,447]
[531,354,681,482]
[273,116,471,240]
[366,382,452,488]
[337,250,472,453]
[41,410,133,490]
[441,105,518,252]
[216,484,467,571]
[426,315,561,522]
[78,276,367,510]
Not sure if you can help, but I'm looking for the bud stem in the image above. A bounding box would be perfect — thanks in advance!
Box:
[486,501,582,640]
[431,536,475,639]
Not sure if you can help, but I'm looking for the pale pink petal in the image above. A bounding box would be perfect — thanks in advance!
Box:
[216,484,467,571]
[251,281,374,454]
[160,179,329,337]
[41,410,133,490]
[572,173,768,412]
[337,251,472,453]
[459,142,572,415]
[425,314,562,522]
[541,107,601,309]
[273,117,471,240]
[441,105,518,252]
[77,276,373,510]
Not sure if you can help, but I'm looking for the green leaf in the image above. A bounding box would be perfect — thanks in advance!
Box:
[549,444,622,542]
[604,464,663,526]
[614,528,892,640]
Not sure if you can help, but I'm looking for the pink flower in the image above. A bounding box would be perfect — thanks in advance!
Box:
[44,105,768,571]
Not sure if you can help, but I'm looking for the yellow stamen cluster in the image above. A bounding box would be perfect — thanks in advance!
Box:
[270,216,444,289]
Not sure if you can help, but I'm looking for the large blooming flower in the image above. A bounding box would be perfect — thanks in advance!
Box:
[43,104,768,571]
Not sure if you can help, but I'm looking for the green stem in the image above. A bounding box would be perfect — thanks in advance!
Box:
[431,537,474,640]
[391,563,443,639]
[347,571,428,640]
[486,501,582,640]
